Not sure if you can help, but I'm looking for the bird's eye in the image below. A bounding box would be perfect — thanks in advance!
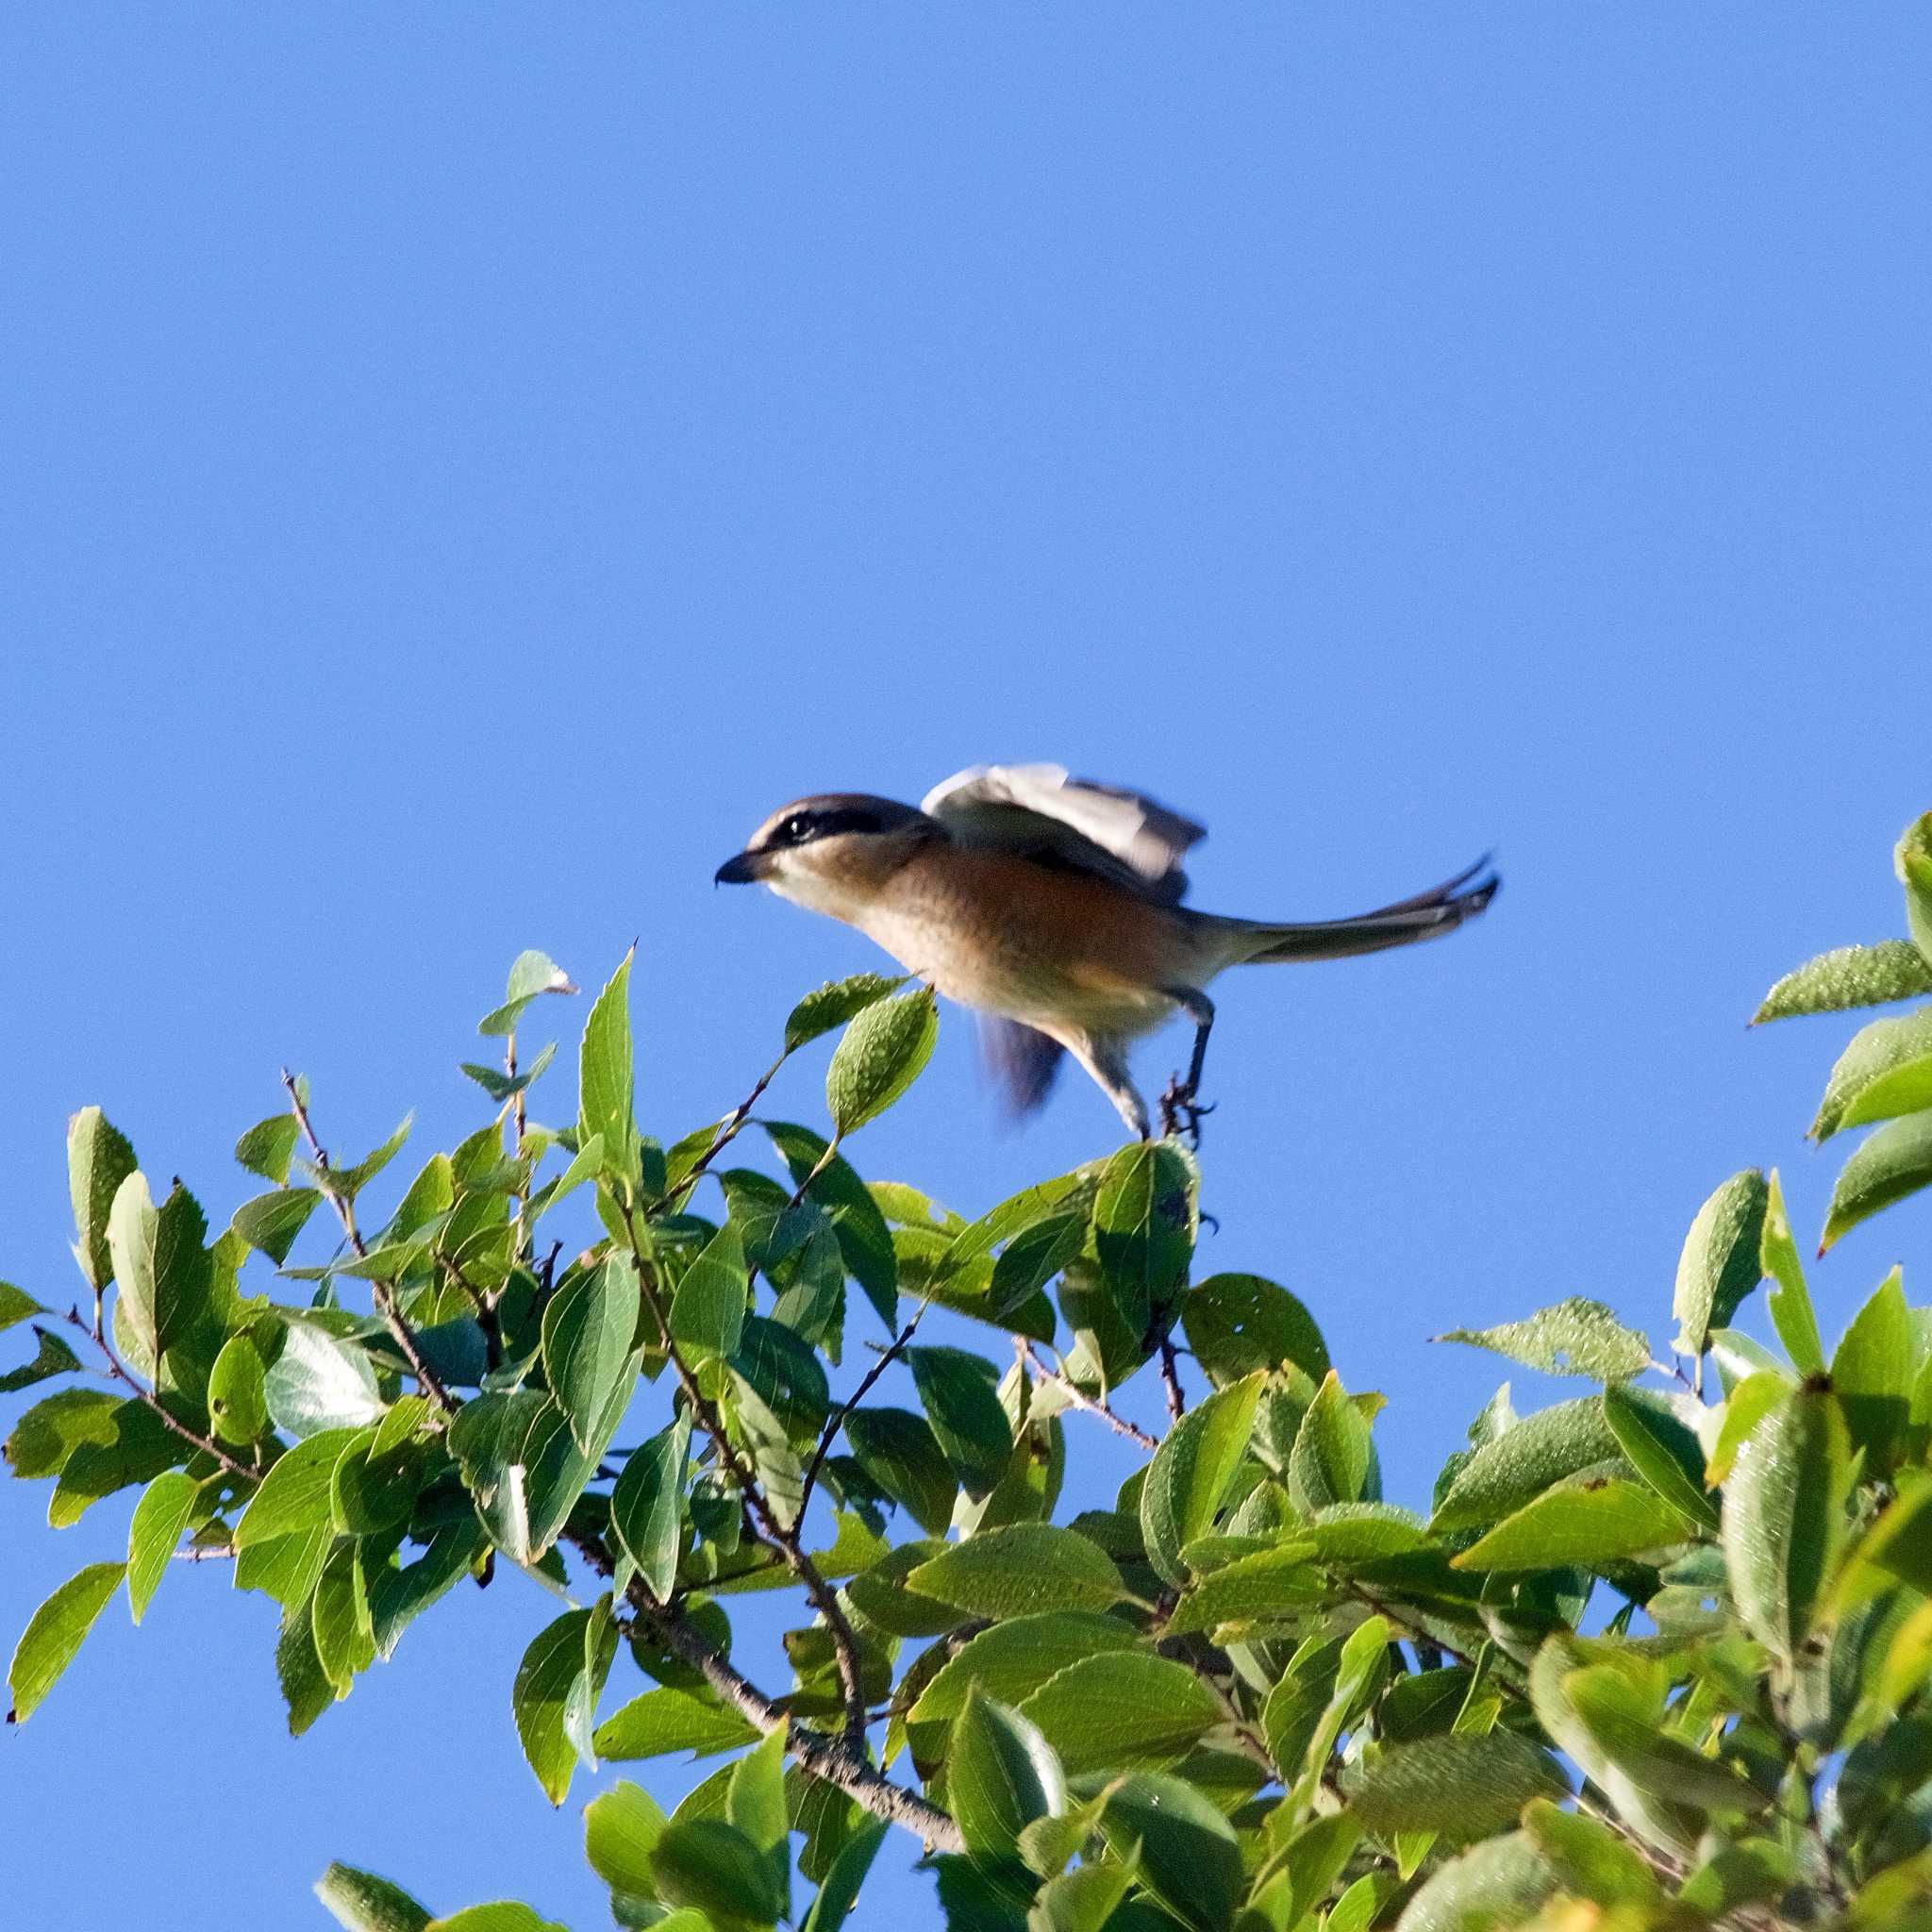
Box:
[782,814,813,843]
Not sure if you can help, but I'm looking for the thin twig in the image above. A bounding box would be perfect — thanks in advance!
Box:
[282,1069,457,1416]
[1022,1343,1160,1450]
[796,1306,928,1524]
[61,1308,263,1484]
[1159,1338,1186,1424]
[652,1058,784,1213]
[566,1523,963,1853]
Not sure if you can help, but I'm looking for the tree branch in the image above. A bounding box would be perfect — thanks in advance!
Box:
[61,1307,263,1484]
[566,1524,963,1855]
[1022,1343,1160,1450]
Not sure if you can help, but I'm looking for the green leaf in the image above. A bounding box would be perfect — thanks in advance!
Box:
[1898,809,1932,964]
[236,1428,359,1546]
[990,1211,1088,1317]
[1452,1476,1690,1571]
[67,1106,138,1292]
[728,1727,792,1924]
[0,1282,44,1335]
[825,987,938,1137]
[593,1687,762,1760]
[1141,1372,1264,1584]
[108,1173,211,1366]
[8,1561,125,1721]
[584,1779,667,1898]
[478,949,577,1037]
[1436,1297,1649,1382]
[1393,1831,1556,1932]
[5,1387,119,1479]
[842,1406,957,1536]
[785,974,907,1053]
[908,1345,1011,1501]
[1289,1371,1375,1514]
[1165,1541,1323,1634]
[1519,1798,1659,1908]
[450,1385,628,1563]
[908,1613,1140,1726]
[1722,1384,1849,1661]
[1670,1169,1768,1357]
[207,1333,270,1445]
[950,1690,1066,1863]
[265,1322,385,1437]
[1092,1140,1196,1336]
[1024,1860,1137,1932]
[1813,1006,1932,1139]
[1180,1273,1330,1388]
[514,1604,618,1805]
[1430,1396,1619,1532]
[1602,1384,1720,1531]
[311,1539,375,1693]
[1347,1732,1568,1842]
[1707,1370,1794,1486]
[232,1186,323,1265]
[1761,1172,1825,1368]
[1757,941,1932,1022]
[1824,1111,1932,1251]
[764,1123,899,1329]
[800,1815,888,1932]
[315,1862,433,1932]
[670,1223,748,1361]
[126,1470,200,1624]
[1018,1653,1223,1774]
[1098,1772,1241,1932]
[541,1257,636,1453]
[610,1413,691,1603]
[235,1113,302,1186]
[426,1908,569,1932]
[651,1818,789,1925]
[0,1326,80,1395]
[579,950,637,1180]
[1832,1267,1915,1466]
[311,1115,412,1204]
[461,1041,558,1103]
[908,1524,1126,1618]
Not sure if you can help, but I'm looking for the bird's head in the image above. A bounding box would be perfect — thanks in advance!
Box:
[715,793,940,921]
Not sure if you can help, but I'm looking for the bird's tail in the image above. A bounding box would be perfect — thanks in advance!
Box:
[1199,856,1499,967]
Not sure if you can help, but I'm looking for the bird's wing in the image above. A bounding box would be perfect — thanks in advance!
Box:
[922,763,1206,904]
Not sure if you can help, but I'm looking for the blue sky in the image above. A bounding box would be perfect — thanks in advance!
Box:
[5,9,1929,1928]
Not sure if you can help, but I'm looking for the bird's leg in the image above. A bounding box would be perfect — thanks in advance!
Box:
[1064,1035,1150,1141]
[1158,989,1216,1145]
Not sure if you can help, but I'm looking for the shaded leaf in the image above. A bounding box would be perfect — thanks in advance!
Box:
[651,1818,788,1925]
[669,1224,747,1361]
[235,1113,301,1186]
[1018,1653,1222,1775]
[842,1406,957,1537]
[233,1187,323,1266]
[1098,1772,1241,1932]
[908,1613,1140,1726]
[1602,1384,1720,1531]
[108,1174,211,1365]
[514,1604,618,1805]
[314,1862,433,1932]
[579,951,637,1180]
[950,1690,1066,1863]
[1092,1140,1196,1336]
[541,1257,636,1452]
[610,1413,691,1603]
[0,1326,80,1396]
[1180,1273,1329,1387]
[908,1345,1011,1501]
[1348,1732,1568,1842]
[908,1524,1125,1618]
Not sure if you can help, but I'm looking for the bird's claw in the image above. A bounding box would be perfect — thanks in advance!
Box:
[1158,1074,1214,1146]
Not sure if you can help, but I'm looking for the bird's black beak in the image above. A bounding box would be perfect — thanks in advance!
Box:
[714,850,767,886]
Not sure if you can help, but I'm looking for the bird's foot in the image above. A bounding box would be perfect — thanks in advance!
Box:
[1158,1074,1214,1147]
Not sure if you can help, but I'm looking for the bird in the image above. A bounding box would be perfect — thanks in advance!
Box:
[715,763,1497,1141]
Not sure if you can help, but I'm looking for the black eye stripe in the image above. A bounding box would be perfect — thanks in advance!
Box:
[779,808,880,845]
